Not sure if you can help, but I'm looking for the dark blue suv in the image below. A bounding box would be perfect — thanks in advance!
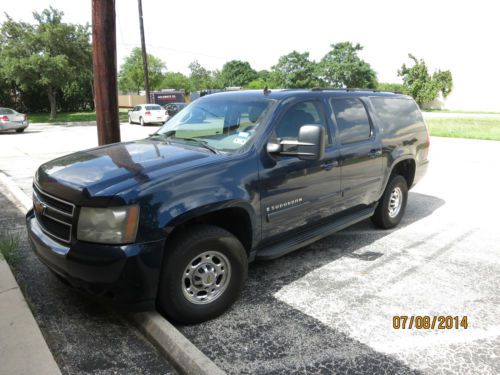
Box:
[26,89,429,323]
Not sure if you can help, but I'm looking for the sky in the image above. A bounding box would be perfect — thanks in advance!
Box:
[1,0,499,110]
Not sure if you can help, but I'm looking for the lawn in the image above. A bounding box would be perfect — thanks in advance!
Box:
[29,110,129,124]
[427,117,500,141]
[423,109,500,115]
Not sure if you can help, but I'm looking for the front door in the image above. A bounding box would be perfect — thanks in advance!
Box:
[259,100,342,241]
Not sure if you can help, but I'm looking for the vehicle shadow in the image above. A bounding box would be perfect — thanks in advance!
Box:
[179,192,444,374]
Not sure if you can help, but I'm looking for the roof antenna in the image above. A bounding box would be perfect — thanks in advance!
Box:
[263,86,271,95]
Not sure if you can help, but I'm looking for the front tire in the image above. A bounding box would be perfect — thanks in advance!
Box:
[157,225,248,324]
[128,115,132,124]
[371,175,408,229]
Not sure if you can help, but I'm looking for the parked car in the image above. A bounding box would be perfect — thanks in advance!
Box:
[128,104,167,126]
[0,107,29,133]
[163,102,187,121]
[27,89,429,324]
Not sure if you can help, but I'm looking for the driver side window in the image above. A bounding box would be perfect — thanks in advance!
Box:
[274,101,330,152]
[274,101,329,147]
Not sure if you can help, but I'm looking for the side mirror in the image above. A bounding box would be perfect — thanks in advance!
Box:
[297,125,325,160]
[267,124,325,161]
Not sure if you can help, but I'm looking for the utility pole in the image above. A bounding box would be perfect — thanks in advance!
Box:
[138,0,150,103]
[92,0,120,145]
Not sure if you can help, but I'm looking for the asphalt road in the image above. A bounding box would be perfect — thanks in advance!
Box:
[1,123,499,374]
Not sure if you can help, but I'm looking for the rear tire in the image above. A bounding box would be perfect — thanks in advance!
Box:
[15,128,25,133]
[371,175,408,229]
[157,225,248,324]
[128,115,132,124]
[140,117,145,126]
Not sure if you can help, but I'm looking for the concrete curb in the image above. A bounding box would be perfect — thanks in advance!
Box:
[132,312,225,375]
[0,171,226,375]
[0,172,31,213]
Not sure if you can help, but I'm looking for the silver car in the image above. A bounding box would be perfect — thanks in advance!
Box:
[0,107,29,133]
[128,104,168,126]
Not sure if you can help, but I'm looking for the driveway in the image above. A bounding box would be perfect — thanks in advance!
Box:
[1,123,499,374]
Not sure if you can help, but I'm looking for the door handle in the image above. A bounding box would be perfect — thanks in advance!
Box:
[321,160,338,170]
[368,149,382,158]
[403,138,418,146]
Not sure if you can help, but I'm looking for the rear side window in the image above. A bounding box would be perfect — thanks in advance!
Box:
[331,98,371,144]
[370,97,424,135]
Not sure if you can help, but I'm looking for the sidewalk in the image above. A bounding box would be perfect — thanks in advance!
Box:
[0,260,61,375]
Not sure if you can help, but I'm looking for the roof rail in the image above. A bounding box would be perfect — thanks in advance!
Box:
[311,87,403,94]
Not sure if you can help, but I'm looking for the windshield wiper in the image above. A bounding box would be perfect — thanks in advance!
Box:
[149,132,219,154]
[167,136,220,154]
[173,137,219,154]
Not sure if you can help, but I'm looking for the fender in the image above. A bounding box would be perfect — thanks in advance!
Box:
[164,199,257,239]
[378,153,416,199]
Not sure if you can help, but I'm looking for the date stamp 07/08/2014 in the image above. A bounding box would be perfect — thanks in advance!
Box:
[393,316,468,330]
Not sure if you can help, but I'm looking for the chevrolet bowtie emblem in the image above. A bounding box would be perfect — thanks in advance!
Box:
[33,194,46,215]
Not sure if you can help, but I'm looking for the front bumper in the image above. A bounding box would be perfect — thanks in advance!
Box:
[26,209,165,310]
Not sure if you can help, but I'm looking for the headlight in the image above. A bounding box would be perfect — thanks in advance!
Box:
[77,205,140,244]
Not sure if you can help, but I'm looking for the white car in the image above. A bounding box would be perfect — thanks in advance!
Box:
[0,107,29,133]
[128,104,168,126]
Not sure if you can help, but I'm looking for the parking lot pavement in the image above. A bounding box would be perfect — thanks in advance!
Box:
[0,122,153,197]
[179,137,500,374]
[1,122,499,374]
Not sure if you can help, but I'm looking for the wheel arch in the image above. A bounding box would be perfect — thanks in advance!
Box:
[164,201,256,256]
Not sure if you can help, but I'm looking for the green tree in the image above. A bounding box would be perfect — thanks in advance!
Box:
[398,54,453,106]
[376,82,407,93]
[0,7,92,118]
[118,47,166,94]
[219,60,257,87]
[161,72,193,94]
[271,51,319,88]
[318,42,377,88]
[188,60,214,90]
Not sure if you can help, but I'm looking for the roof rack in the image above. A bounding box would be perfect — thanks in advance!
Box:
[310,87,403,94]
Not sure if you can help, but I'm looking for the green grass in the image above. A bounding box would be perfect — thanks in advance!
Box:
[427,117,500,141]
[423,108,500,115]
[29,110,129,124]
[0,231,21,267]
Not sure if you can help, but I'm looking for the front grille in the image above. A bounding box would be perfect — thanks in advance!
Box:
[33,184,75,244]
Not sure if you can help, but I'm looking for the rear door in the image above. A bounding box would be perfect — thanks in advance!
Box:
[330,97,384,209]
[131,106,141,122]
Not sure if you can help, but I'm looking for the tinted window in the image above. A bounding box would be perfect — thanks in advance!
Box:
[370,97,424,135]
[331,98,371,144]
[275,101,328,144]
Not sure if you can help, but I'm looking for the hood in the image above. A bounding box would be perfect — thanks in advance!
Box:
[36,140,212,204]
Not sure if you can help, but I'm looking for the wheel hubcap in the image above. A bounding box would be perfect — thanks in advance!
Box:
[388,186,403,218]
[182,251,231,305]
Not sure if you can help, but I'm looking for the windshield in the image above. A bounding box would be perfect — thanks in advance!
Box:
[154,96,275,152]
